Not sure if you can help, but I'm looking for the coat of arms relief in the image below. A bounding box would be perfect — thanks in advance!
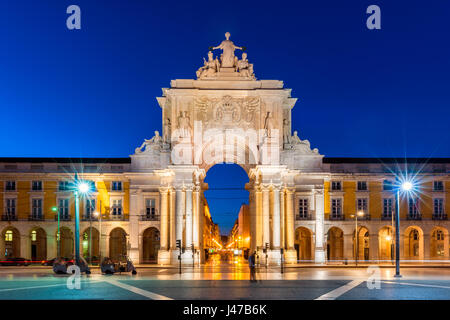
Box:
[194,95,261,130]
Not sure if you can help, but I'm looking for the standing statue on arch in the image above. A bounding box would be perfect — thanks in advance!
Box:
[210,32,244,68]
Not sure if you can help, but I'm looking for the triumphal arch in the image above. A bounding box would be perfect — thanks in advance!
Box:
[128,32,326,265]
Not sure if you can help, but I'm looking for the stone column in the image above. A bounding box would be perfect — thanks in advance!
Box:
[159,188,169,250]
[47,235,56,260]
[280,190,285,249]
[369,233,379,262]
[314,189,326,263]
[284,189,297,263]
[255,186,263,250]
[20,235,30,259]
[192,187,200,249]
[128,190,140,264]
[175,188,184,245]
[262,186,270,248]
[423,233,430,260]
[344,234,354,262]
[105,235,110,258]
[185,187,193,249]
[169,189,175,250]
[285,189,295,249]
[272,186,281,249]
[444,233,450,259]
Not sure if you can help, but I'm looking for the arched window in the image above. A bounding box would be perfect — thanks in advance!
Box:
[434,230,444,241]
[31,230,37,242]
[5,230,13,242]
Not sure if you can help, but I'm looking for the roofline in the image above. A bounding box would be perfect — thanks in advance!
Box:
[0,157,131,164]
[0,157,448,164]
[323,157,450,164]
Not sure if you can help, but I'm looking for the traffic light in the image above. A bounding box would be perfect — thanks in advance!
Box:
[176,239,181,249]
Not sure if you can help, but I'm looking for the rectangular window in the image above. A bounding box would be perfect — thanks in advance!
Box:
[59,198,69,219]
[383,198,393,218]
[58,181,70,191]
[32,180,42,191]
[298,199,309,218]
[331,181,342,191]
[145,199,156,217]
[357,181,368,191]
[5,181,15,191]
[112,181,122,191]
[408,197,420,218]
[383,180,394,191]
[331,199,342,217]
[112,199,122,216]
[434,198,444,216]
[433,181,444,192]
[85,198,96,218]
[5,199,16,216]
[357,198,368,213]
[32,198,43,218]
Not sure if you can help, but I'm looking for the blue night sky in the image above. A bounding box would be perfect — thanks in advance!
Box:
[1,0,449,234]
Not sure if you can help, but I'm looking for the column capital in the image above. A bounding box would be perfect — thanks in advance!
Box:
[284,187,295,194]
[159,187,170,194]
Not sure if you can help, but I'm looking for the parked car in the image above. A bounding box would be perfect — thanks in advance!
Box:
[0,257,31,266]
[100,256,137,275]
[52,256,90,274]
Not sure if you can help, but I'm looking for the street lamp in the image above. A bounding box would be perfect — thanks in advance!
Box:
[51,206,60,257]
[350,210,365,266]
[93,203,102,265]
[73,175,91,268]
[394,179,415,278]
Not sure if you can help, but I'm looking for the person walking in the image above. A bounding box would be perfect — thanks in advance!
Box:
[248,251,257,283]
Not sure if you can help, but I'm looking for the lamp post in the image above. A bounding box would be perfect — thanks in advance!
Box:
[52,206,60,257]
[351,210,364,266]
[93,200,102,265]
[394,180,414,278]
[73,174,90,267]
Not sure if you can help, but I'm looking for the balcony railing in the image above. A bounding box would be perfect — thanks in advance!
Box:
[407,214,422,221]
[381,214,393,221]
[295,214,313,221]
[54,214,71,221]
[1,214,18,221]
[358,214,371,221]
[81,215,99,221]
[432,214,448,221]
[140,214,160,221]
[28,215,45,221]
[108,214,128,221]
[329,215,344,221]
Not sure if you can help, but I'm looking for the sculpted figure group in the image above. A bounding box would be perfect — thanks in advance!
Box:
[196,32,255,79]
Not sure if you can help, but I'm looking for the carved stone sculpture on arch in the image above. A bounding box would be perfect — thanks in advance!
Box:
[135,130,162,154]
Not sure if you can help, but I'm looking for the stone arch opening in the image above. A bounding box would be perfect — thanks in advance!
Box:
[58,227,74,258]
[404,226,423,260]
[30,227,47,261]
[354,226,370,261]
[203,163,250,262]
[142,227,160,263]
[82,227,100,263]
[378,226,394,261]
[327,227,344,261]
[430,227,448,259]
[294,227,313,262]
[109,227,127,260]
[2,227,20,258]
